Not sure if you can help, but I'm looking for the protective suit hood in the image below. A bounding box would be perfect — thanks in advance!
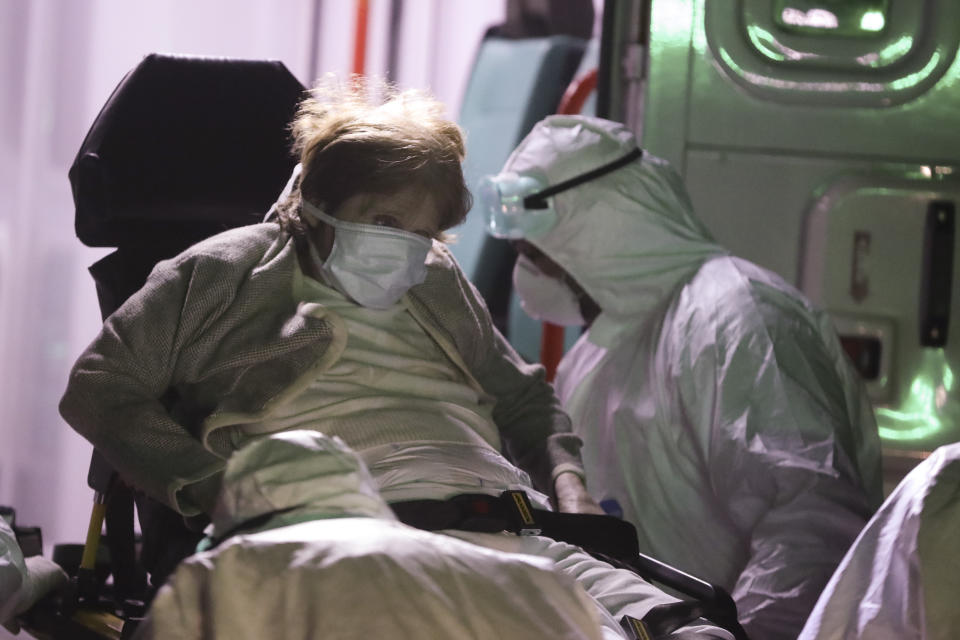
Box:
[210,430,396,539]
[502,116,725,325]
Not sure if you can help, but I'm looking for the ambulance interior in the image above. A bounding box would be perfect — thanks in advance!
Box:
[0,0,957,638]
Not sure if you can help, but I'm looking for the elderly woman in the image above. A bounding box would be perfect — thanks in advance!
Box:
[61,84,731,639]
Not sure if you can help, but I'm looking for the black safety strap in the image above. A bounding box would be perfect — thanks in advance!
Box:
[390,491,640,556]
[623,604,725,639]
[391,490,751,640]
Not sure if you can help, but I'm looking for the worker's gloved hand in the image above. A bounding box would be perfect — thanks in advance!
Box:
[553,471,605,515]
[2,556,68,633]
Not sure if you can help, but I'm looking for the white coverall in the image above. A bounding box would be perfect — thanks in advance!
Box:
[500,115,884,640]
[0,516,66,633]
[134,429,605,640]
[799,442,960,640]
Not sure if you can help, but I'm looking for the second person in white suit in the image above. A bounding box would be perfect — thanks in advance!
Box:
[482,115,884,640]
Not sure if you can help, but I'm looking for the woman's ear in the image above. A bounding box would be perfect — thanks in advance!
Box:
[309,217,336,262]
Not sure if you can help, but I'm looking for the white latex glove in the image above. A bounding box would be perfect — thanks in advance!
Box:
[2,556,68,633]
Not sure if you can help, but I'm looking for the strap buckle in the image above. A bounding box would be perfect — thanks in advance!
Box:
[620,615,654,640]
[499,490,541,536]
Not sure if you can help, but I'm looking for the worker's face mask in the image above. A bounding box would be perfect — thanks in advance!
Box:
[480,147,644,239]
[301,200,432,309]
[513,254,586,326]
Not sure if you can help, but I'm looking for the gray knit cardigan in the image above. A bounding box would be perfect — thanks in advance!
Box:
[60,223,584,516]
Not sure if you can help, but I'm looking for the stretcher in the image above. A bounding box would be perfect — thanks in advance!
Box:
[11,489,750,640]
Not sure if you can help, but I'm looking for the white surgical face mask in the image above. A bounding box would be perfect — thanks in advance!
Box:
[513,254,586,326]
[301,200,432,309]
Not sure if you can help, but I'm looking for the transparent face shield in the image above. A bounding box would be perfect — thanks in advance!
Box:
[480,147,643,239]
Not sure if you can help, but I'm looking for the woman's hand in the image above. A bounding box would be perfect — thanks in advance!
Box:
[553,471,605,515]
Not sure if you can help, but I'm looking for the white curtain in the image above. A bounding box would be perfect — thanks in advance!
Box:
[0,0,505,598]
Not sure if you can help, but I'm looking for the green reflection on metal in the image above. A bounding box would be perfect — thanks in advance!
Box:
[780,7,837,31]
[874,35,914,66]
[889,52,942,90]
[877,349,954,442]
[717,45,885,92]
[718,46,745,77]
[748,20,904,66]
[746,25,788,62]
[688,0,709,57]
[652,0,695,41]
[659,0,693,34]
[775,0,889,37]
[860,11,885,32]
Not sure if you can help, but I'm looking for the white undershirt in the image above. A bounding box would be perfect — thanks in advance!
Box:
[236,269,548,508]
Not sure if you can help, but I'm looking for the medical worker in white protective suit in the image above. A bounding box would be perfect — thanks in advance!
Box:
[799,442,960,640]
[134,429,607,640]
[0,514,67,634]
[480,115,884,640]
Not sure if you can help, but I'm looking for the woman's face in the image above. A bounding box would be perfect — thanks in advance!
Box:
[311,185,444,260]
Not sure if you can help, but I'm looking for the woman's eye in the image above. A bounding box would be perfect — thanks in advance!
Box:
[368,213,434,239]
[371,214,402,229]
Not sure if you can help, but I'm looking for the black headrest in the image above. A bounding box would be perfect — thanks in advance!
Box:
[70,54,306,247]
